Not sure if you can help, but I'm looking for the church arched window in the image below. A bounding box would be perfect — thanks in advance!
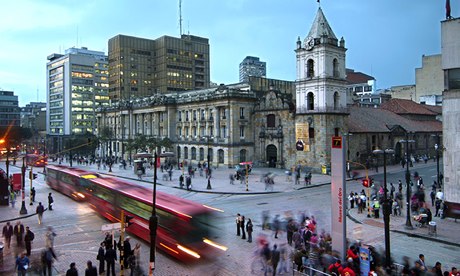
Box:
[307,59,314,78]
[333,58,339,78]
[307,92,314,110]
[334,92,340,110]
[266,114,276,128]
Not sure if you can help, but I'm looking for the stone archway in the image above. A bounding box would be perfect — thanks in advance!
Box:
[266,144,277,168]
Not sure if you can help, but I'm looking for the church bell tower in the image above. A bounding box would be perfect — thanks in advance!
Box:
[294,7,349,171]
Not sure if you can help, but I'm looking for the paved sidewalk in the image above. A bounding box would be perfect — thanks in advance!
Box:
[1,159,457,275]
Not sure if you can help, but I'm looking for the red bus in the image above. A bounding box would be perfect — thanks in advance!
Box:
[45,165,227,261]
[25,154,48,167]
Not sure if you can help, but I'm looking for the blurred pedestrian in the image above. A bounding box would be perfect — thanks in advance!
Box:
[271,244,280,275]
[36,202,45,224]
[273,215,280,239]
[14,221,25,247]
[31,187,36,203]
[241,215,246,240]
[48,192,54,211]
[179,174,184,188]
[2,222,13,249]
[432,261,443,276]
[15,252,30,276]
[45,226,57,256]
[97,242,105,274]
[132,243,142,274]
[66,262,78,276]
[41,247,57,276]
[85,260,98,276]
[24,226,35,256]
[246,218,253,243]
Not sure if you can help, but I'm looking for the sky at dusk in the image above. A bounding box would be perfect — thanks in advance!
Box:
[0,0,453,106]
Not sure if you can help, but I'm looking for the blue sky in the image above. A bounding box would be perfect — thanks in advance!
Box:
[0,0,451,106]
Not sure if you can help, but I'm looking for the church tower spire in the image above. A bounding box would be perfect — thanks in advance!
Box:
[294,7,349,171]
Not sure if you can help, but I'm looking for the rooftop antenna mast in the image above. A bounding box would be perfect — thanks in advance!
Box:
[179,0,183,36]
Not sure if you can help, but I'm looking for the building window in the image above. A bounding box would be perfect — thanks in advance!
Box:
[307,92,314,110]
[307,59,314,78]
[221,108,226,119]
[184,147,188,159]
[240,107,245,119]
[191,147,196,160]
[193,110,197,121]
[186,111,189,121]
[178,111,182,121]
[308,127,315,138]
[222,126,227,137]
[218,149,224,164]
[201,110,205,120]
[208,148,213,162]
[267,114,276,128]
[209,127,214,136]
[177,146,181,159]
[333,58,339,78]
[240,149,247,163]
[372,135,376,144]
[192,127,197,137]
[240,126,245,138]
[364,85,372,92]
[199,148,204,161]
[334,128,339,137]
[334,92,339,110]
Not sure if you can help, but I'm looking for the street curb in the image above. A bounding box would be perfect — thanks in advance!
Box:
[0,207,48,224]
[391,229,460,248]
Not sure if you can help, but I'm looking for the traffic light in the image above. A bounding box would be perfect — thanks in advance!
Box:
[125,215,134,227]
[362,178,370,187]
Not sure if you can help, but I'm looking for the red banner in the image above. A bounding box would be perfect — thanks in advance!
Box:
[12,173,22,191]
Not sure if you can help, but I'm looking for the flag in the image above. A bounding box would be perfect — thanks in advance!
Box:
[446,0,451,19]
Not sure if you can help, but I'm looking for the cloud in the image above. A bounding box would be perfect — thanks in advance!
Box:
[0,0,83,33]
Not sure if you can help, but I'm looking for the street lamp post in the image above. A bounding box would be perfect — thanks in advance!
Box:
[400,134,415,230]
[149,151,158,275]
[19,157,27,215]
[435,142,440,188]
[373,148,394,268]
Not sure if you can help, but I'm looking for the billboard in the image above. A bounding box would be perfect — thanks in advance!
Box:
[295,123,310,151]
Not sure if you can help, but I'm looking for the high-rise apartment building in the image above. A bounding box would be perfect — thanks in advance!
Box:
[0,90,20,127]
[239,56,266,82]
[108,34,210,101]
[46,47,109,138]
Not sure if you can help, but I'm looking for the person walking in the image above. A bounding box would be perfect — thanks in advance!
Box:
[48,193,54,211]
[85,260,98,276]
[105,243,117,276]
[41,247,57,276]
[45,226,57,256]
[273,215,280,239]
[66,262,78,276]
[2,222,13,249]
[31,187,36,203]
[236,214,241,236]
[14,221,25,247]
[24,226,35,256]
[179,174,184,188]
[246,218,253,243]
[97,242,105,274]
[36,202,45,224]
[271,244,281,276]
[15,252,30,276]
[241,215,246,240]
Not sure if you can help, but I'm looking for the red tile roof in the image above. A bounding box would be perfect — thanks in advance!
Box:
[347,106,442,133]
[422,104,442,115]
[380,99,438,115]
[346,69,375,84]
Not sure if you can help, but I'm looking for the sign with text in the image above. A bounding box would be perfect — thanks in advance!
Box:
[332,136,342,149]
[295,123,310,152]
[331,135,346,261]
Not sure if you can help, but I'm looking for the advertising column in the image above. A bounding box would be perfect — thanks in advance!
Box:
[331,136,347,261]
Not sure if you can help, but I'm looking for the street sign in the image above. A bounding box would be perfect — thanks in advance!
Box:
[332,136,342,149]
[101,223,121,232]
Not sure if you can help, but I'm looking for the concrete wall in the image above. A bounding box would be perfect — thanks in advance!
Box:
[415,54,444,103]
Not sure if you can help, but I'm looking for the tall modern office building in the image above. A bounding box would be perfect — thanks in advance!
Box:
[0,90,20,127]
[108,34,210,101]
[239,56,266,82]
[46,47,109,141]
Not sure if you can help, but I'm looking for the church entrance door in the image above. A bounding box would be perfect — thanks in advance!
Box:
[266,145,277,168]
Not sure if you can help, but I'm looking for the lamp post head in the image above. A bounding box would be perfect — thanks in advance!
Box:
[435,144,438,150]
